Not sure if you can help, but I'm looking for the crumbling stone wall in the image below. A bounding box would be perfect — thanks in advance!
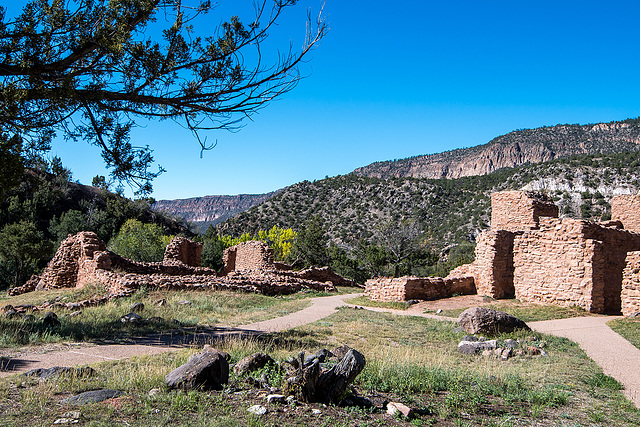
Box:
[490,191,558,231]
[365,273,475,302]
[612,195,640,233]
[622,251,640,316]
[164,236,202,266]
[222,241,274,274]
[473,230,516,298]
[9,234,348,301]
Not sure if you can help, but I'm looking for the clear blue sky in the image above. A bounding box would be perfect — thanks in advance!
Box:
[22,1,640,200]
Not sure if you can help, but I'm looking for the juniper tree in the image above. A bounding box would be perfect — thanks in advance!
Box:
[0,0,326,194]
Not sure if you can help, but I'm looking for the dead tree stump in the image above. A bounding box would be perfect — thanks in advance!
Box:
[285,348,366,404]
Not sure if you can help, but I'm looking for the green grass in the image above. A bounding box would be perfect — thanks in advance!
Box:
[1,297,638,426]
[2,307,638,426]
[430,299,591,322]
[608,317,640,350]
[346,295,410,310]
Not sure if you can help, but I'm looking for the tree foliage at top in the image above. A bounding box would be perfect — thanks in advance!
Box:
[0,0,326,194]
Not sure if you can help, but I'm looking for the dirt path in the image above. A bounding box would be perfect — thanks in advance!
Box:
[0,293,361,378]
[2,292,639,410]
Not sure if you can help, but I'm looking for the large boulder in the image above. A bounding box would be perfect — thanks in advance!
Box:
[457,307,530,335]
[165,346,230,390]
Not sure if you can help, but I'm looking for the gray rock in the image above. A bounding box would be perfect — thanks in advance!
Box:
[234,352,275,375]
[457,307,530,335]
[61,389,122,405]
[130,302,144,313]
[457,339,497,355]
[120,312,143,324]
[5,309,20,319]
[166,347,229,390]
[42,311,61,327]
[24,366,95,379]
[462,335,479,342]
[503,339,519,349]
[22,314,36,322]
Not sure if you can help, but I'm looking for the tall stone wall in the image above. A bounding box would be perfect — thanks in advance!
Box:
[513,217,640,313]
[622,251,640,316]
[490,191,558,231]
[473,230,516,298]
[612,195,640,233]
[222,241,274,273]
[163,236,203,266]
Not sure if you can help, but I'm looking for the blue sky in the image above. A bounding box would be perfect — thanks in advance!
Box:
[17,1,640,200]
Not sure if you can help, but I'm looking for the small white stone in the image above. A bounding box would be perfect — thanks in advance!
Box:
[247,405,268,416]
[311,408,322,415]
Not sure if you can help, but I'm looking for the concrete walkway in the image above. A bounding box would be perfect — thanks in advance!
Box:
[2,293,640,409]
[529,316,640,407]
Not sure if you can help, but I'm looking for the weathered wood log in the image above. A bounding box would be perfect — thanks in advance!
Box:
[284,348,365,404]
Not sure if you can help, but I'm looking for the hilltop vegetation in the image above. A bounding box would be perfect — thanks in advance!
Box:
[0,166,191,290]
[219,150,640,264]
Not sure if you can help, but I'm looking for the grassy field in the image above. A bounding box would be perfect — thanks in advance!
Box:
[0,286,361,347]
[608,317,640,350]
[1,304,639,426]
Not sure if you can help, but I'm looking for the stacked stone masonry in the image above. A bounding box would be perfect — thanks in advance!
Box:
[366,191,640,316]
[9,233,352,308]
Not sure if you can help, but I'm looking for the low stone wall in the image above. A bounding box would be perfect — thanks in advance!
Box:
[490,191,558,231]
[365,274,475,302]
[622,251,640,316]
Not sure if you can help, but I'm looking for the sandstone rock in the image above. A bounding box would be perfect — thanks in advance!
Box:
[61,389,122,405]
[457,307,530,335]
[234,352,275,376]
[266,394,285,404]
[165,347,229,390]
[387,402,414,419]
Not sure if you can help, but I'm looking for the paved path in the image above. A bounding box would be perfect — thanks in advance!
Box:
[2,293,640,409]
[529,316,640,407]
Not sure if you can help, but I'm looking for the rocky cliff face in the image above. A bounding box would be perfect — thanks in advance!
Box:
[153,192,279,231]
[354,120,640,179]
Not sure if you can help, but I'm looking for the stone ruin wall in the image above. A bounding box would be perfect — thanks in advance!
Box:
[490,191,559,232]
[163,236,203,266]
[365,273,475,302]
[364,191,640,315]
[622,251,640,316]
[512,218,599,311]
[612,195,640,233]
[9,233,349,305]
[222,240,275,274]
[473,230,516,299]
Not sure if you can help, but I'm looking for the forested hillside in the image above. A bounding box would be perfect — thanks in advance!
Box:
[0,168,191,289]
[219,151,640,251]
